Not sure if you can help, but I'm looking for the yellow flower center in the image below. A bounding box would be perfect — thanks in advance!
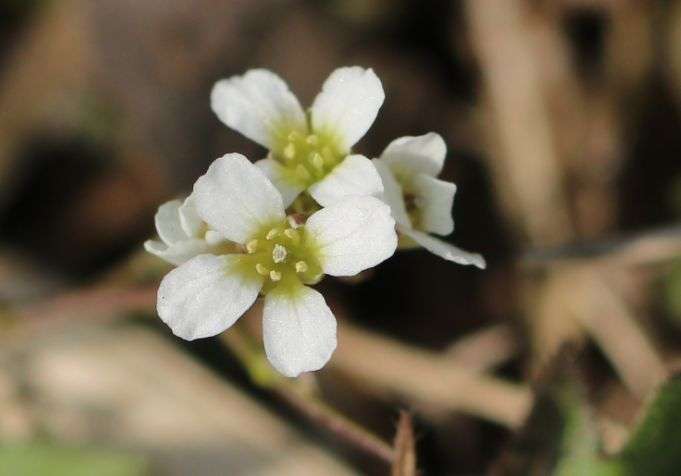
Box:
[238,218,324,295]
[271,129,345,188]
[403,192,424,230]
[393,173,425,250]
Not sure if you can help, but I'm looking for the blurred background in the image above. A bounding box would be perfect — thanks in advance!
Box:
[1,0,681,474]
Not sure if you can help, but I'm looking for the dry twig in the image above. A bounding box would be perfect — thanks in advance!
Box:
[521,225,681,269]
[274,385,395,466]
[220,330,395,466]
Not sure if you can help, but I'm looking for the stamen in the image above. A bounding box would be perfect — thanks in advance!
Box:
[255,263,269,276]
[322,146,333,159]
[305,134,319,145]
[272,244,287,263]
[246,239,258,254]
[269,270,282,281]
[266,228,279,240]
[310,152,324,170]
[284,142,296,160]
[287,216,301,229]
[283,228,299,240]
[287,131,300,141]
[295,261,308,273]
[295,164,311,180]
[322,146,336,165]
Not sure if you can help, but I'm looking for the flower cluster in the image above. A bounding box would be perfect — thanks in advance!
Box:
[146,66,485,377]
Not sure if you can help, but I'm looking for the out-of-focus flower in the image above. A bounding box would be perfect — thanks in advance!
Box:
[372,133,485,269]
[154,153,397,376]
[210,67,384,207]
[144,196,232,265]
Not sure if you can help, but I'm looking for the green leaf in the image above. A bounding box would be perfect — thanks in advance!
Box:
[548,380,627,476]
[615,373,681,475]
[554,383,599,467]
[0,443,148,476]
[498,355,607,476]
[555,458,624,476]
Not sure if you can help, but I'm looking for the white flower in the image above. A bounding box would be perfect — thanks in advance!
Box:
[372,133,486,269]
[210,67,385,207]
[144,196,232,266]
[155,153,397,377]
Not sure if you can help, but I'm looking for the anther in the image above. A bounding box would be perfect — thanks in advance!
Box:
[269,270,282,282]
[305,134,319,145]
[246,239,258,253]
[272,244,287,263]
[310,152,324,170]
[283,228,299,240]
[256,263,269,276]
[266,228,279,240]
[295,261,308,273]
[284,143,296,160]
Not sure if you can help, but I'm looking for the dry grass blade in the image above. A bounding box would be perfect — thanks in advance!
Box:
[445,324,518,372]
[391,411,417,476]
[465,0,572,246]
[575,271,667,399]
[333,323,532,429]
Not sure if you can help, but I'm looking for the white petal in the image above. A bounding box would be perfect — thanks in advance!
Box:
[308,155,383,207]
[372,159,411,227]
[411,174,456,236]
[263,286,336,377]
[305,196,397,276]
[255,158,304,208]
[144,238,214,266]
[179,195,205,238]
[310,67,384,151]
[380,133,446,178]
[157,254,263,340]
[155,199,188,245]
[398,225,486,269]
[193,153,285,244]
[211,69,306,149]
